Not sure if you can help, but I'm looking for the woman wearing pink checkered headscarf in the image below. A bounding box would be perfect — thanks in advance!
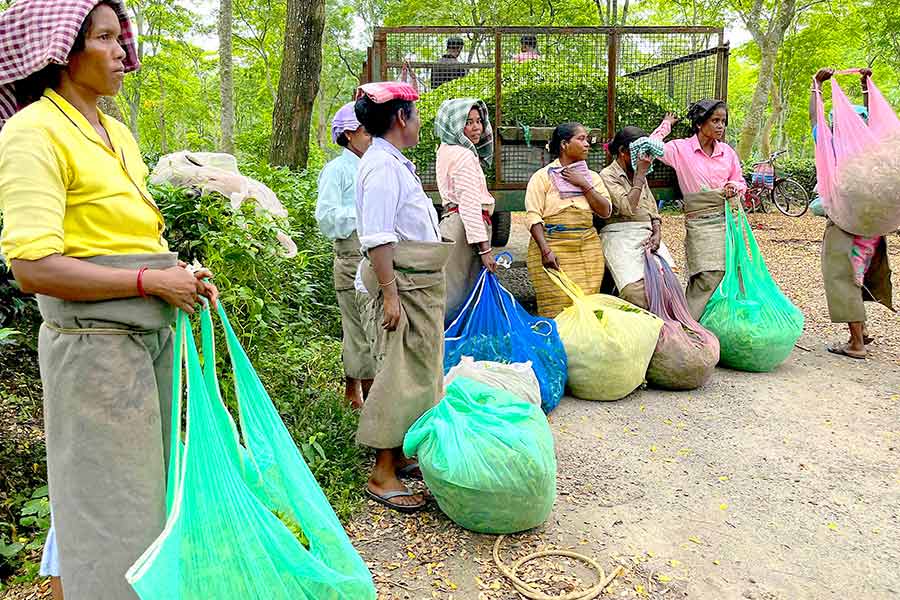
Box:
[0,2,217,598]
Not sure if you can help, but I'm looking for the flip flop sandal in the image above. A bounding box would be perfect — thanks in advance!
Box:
[826,343,866,360]
[396,462,423,481]
[365,488,426,514]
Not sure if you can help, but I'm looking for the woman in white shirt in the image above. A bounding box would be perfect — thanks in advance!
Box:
[353,82,452,513]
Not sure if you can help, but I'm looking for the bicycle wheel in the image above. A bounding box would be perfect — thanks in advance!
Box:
[773,178,809,217]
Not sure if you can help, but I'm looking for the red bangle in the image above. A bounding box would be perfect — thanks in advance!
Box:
[136,267,149,298]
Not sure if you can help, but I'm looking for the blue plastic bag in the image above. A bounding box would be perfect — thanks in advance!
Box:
[444,266,567,413]
[810,196,827,217]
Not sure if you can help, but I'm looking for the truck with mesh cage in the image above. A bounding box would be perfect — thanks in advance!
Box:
[361,26,730,246]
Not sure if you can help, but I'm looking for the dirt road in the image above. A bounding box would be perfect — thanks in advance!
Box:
[352,213,900,600]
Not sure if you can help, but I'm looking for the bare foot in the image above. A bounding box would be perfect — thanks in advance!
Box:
[345,393,364,410]
[344,377,364,410]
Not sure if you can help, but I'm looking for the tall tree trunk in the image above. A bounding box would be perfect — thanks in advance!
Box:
[128,91,140,140]
[736,43,776,159]
[759,80,782,159]
[733,0,798,159]
[269,0,325,170]
[219,0,235,154]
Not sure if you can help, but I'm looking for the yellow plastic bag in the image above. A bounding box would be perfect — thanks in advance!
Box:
[546,269,662,401]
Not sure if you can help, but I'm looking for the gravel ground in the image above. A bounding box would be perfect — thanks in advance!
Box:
[353,212,900,600]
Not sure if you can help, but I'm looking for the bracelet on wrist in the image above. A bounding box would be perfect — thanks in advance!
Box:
[378,276,397,288]
[478,248,492,256]
[136,267,149,298]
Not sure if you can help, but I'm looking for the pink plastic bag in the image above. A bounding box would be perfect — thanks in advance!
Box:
[813,70,900,236]
[643,251,720,390]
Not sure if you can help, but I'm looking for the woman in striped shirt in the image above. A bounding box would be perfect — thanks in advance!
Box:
[435,98,496,321]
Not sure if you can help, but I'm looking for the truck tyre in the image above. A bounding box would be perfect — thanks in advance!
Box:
[491,211,512,247]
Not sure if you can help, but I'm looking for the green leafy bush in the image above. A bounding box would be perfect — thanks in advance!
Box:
[151,161,365,520]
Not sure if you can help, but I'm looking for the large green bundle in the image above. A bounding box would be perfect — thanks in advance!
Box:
[408,61,689,177]
[403,377,556,534]
[699,207,804,372]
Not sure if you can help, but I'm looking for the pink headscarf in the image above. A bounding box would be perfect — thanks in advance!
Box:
[356,81,419,104]
[331,101,361,144]
[0,0,140,127]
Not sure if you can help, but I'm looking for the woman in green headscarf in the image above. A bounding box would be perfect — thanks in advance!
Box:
[435,98,496,321]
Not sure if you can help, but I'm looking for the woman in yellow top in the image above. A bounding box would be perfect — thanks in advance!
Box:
[0,3,217,598]
[525,122,612,317]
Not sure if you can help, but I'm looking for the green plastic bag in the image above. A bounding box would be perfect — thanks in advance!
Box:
[700,206,804,372]
[126,306,376,600]
[403,377,556,534]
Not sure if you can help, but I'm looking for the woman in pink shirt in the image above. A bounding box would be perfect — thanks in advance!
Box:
[435,98,497,320]
[650,100,747,319]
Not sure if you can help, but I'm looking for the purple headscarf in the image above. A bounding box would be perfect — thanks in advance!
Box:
[331,101,361,144]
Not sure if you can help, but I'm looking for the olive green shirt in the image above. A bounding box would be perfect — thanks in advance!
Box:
[599,159,661,225]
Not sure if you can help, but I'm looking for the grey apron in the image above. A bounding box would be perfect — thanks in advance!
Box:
[38,252,177,600]
[357,240,453,449]
[821,220,894,323]
[683,190,728,320]
[683,189,728,277]
[333,231,376,380]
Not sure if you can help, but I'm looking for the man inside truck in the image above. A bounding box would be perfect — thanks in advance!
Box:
[431,37,466,89]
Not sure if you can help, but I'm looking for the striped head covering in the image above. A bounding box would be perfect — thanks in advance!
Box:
[434,98,493,164]
[356,81,419,104]
[629,137,665,175]
[331,101,361,144]
[0,0,140,127]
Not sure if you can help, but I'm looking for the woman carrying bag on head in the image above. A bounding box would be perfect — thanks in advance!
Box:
[0,2,218,598]
[809,67,894,360]
[525,122,612,318]
[434,97,496,322]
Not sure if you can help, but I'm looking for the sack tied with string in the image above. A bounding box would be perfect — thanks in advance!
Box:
[444,267,567,413]
[643,251,720,390]
[403,377,557,534]
[546,268,662,401]
[699,206,804,372]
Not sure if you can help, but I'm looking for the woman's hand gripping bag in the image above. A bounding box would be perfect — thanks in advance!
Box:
[403,377,557,534]
[643,251,720,390]
[444,267,567,413]
[813,71,900,236]
[699,206,804,372]
[545,269,663,401]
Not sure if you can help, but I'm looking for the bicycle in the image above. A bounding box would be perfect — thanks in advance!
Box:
[743,150,810,217]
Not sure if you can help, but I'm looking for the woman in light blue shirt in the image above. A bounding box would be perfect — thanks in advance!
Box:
[316,102,374,409]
